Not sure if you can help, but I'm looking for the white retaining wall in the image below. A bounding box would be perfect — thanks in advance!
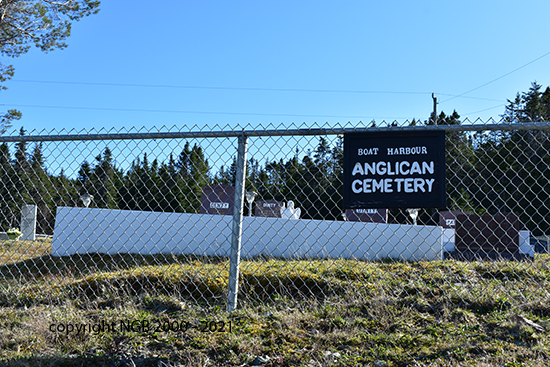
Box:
[51,207,444,261]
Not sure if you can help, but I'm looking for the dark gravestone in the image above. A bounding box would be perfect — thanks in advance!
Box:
[345,209,388,223]
[530,237,548,254]
[439,210,471,229]
[199,185,235,216]
[452,212,522,260]
[255,200,284,218]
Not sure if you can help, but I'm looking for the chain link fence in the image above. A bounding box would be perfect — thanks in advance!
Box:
[0,120,549,311]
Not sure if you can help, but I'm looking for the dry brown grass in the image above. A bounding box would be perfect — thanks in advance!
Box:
[0,239,51,265]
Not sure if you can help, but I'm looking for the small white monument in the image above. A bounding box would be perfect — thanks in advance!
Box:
[281,201,301,220]
[407,208,420,226]
[80,194,94,208]
[21,205,37,241]
[245,191,257,217]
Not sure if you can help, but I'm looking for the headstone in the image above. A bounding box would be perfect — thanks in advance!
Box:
[519,230,534,257]
[439,210,471,229]
[455,212,520,257]
[442,228,456,252]
[345,208,388,223]
[255,200,285,218]
[199,185,235,215]
[21,205,37,241]
[530,236,548,253]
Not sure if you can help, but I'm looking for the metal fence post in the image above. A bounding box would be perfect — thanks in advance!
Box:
[227,133,248,312]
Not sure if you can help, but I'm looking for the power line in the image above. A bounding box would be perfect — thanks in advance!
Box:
[9,79,431,95]
[438,94,505,103]
[9,79,508,103]
[0,103,411,120]
[441,50,550,104]
[462,104,507,117]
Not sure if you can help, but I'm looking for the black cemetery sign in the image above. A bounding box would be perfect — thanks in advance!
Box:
[343,130,446,209]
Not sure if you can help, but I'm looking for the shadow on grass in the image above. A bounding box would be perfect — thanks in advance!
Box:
[0,253,353,307]
[0,355,115,367]
[1,252,550,312]
[0,252,228,277]
[0,253,231,306]
[0,355,180,367]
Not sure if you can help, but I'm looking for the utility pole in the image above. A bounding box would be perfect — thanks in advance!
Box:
[431,93,439,226]
[432,93,438,125]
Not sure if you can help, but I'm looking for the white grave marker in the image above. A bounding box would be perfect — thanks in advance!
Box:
[21,205,37,241]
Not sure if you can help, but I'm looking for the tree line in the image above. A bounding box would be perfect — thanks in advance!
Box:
[0,82,549,236]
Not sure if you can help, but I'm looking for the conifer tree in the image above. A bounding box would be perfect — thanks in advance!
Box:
[29,142,53,233]
[0,143,14,230]
[77,161,92,197]
[91,148,118,209]
[12,128,31,221]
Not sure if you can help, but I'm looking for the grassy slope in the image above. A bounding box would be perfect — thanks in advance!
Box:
[0,240,549,366]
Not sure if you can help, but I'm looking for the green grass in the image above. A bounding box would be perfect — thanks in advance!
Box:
[0,240,550,366]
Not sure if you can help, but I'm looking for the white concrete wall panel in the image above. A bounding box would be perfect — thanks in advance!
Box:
[51,207,443,261]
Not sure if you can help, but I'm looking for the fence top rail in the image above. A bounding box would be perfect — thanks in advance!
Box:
[1,121,550,142]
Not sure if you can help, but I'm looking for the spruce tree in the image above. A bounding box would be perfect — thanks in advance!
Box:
[91,148,118,209]
[0,143,14,230]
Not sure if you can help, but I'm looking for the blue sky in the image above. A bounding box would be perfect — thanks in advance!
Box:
[2,0,550,135]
